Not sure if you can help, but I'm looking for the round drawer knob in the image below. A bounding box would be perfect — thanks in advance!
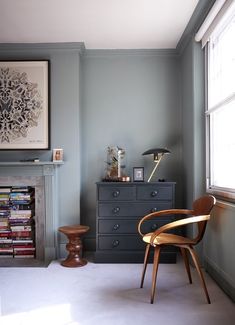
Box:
[112,190,120,197]
[151,223,158,230]
[151,190,158,197]
[113,224,120,230]
[112,207,120,214]
[151,207,158,213]
[112,240,120,247]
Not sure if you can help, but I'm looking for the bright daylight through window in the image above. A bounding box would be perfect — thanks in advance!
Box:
[206,1,235,198]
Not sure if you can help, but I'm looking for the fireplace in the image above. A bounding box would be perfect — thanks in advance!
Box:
[0,162,62,267]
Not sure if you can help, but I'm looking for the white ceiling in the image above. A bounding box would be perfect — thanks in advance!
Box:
[0,0,199,49]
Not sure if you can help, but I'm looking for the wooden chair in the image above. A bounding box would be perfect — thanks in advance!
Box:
[138,195,216,304]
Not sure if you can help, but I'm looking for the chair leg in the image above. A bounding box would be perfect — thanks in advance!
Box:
[180,247,192,284]
[140,244,150,288]
[188,247,211,304]
[151,246,161,304]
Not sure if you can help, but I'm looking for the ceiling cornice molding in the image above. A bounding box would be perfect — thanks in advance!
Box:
[83,48,178,58]
[0,42,85,53]
[177,0,216,55]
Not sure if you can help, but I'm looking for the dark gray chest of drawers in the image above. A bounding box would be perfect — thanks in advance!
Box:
[95,182,176,263]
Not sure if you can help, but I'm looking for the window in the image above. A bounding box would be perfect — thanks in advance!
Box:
[206,2,235,199]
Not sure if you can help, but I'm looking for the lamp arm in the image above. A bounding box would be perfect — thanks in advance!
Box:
[147,155,163,182]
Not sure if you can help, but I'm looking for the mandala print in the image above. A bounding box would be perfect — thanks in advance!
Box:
[0,68,43,143]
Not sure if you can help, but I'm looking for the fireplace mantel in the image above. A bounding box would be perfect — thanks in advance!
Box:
[0,161,63,267]
[0,161,64,168]
[0,161,64,165]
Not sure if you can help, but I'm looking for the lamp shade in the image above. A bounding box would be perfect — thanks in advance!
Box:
[142,148,170,156]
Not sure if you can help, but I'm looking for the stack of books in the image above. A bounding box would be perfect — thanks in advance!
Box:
[0,188,13,257]
[0,186,36,259]
[10,209,35,258]
[10,187,35,258]
[10,186,34,206]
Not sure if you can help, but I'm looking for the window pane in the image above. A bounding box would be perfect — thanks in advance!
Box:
[208,9,235,108]
[210,99,235,189]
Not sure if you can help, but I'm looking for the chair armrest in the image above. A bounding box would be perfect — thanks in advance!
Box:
[150,214,210,245]
[137,209,194,237]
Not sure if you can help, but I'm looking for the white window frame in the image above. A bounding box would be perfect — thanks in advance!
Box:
[205,2,235,202]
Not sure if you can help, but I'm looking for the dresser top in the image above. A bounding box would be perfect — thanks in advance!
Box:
[96,181,176,186]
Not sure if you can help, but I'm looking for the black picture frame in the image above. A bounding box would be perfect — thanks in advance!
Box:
[133,167,144,182]
[0,60,50,150]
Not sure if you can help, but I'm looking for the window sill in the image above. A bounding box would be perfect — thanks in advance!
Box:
[207,187,235,204]
[216,199,235,211]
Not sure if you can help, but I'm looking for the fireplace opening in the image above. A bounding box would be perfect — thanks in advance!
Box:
[0,162,62,267]
[0,186,36,259]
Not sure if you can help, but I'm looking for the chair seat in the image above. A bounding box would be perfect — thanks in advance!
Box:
[143,232,195,246]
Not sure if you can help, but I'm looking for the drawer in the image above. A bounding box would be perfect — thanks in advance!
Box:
[98,217,174,234]
[98,186,135,201]
[98,235,176,251]
[137,185,172,200]
[98,202,172,217]
[99,219,137,234]
[141,217,175,234]
[98,235,144,250]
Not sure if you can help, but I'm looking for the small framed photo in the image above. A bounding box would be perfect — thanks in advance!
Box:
[133,167,144,182]
[53,148,63,162]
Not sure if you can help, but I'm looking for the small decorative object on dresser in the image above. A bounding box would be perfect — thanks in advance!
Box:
[133,167,144,182]
[53,148,63,162]
[95,181,176,263]
[104,146,126,181]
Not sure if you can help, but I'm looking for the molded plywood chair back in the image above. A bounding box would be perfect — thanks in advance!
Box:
[192,195,216,244]
[138,195,216,304]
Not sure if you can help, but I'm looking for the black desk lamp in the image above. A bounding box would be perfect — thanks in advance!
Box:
[142,148,170,182]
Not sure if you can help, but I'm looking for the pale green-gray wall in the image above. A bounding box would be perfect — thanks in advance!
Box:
[0,44,82,245]
[204,203,235,300]
[81,50,183,249]
[0,45,183,253]
[179,39,206,241]
[180,40,195,210]
[0,0,234,302]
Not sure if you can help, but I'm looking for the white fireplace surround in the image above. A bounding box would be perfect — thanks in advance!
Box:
[0,162,63,267]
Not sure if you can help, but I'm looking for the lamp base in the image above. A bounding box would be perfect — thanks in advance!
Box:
[147,159,161,182]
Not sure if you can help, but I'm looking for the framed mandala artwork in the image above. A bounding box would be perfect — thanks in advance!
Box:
[0,60,49,150]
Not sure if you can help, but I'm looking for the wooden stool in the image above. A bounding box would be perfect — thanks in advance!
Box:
[58,225,89,267]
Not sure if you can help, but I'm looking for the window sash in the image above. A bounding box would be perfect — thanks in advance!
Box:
[206,3,235,200]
